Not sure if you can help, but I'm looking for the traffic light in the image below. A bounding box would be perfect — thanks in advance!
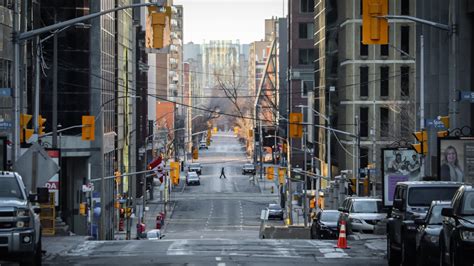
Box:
[289,113,303,138]
[437,116,450,138]
[412,129,428,155]
[145,6,171,49]
[278,167,286,185]
[192,147,198,160]
[114,171,121,184]
[82,115,95,141]
[362,0,388,45]
[20,113,33,143]
[37,115,46,135]
[266,166,274,180]
[170,161,180,185]
[282,143,288,153]
[248,129,253,138]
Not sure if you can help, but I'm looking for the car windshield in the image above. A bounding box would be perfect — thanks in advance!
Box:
[268,204,281,210]
[408,187,459,206]
[351,201,381,213]
[0,176,24,200]
[428,205,447,224]
[188,172,198,177]
[320,211,339,222]
[190,164,200,168]
[461,192,474,216]
[244,164,254,168]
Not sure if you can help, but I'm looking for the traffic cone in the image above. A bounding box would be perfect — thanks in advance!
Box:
[335,220,349,249]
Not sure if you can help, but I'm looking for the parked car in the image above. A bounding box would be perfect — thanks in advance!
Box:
[386,181,462,266]
[186,172,200,185]
[0,172,49,265]
[439,185,474,266]
[188,163,202,175]
[338,197,385,234]
[146,229,164,240]
[266,204,284,220]
[199,141,208,150]
[414,201,451,266]
[311,210,339,239]
[242,163,256,175]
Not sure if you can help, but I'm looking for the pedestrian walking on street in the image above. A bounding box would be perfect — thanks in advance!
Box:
[219,167,227,179]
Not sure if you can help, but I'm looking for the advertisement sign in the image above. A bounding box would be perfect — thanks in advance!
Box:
[382,148,422,206]
[438,138,474,184]
[45,149,60,207]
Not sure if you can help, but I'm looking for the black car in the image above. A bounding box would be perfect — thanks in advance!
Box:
[440,185,474,266]
[242,163,256,175]
[414,201,451,266]
[311,210,339,239]
[267,204,284,220]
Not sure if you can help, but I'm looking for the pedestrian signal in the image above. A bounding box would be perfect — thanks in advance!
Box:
[266,166,274,180]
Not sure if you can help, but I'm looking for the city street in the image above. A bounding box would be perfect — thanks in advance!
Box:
[42,132,386,265]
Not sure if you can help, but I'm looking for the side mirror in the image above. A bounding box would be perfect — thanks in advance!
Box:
[36,187,50,204]
[338,207,345,212]
[33,206,41,214]
[160,234,165,239]
[393,199,404,210]
[441,207,454,217]
[414,218,425,226]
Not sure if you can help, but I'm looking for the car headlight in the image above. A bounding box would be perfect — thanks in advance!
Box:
[16,209,28,217]
[460,230,474,241]
[16,220,30,228]
[350,218,363,224]
[425,235,439,244]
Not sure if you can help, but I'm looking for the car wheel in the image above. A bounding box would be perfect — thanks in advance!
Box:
[439,237,447,266]
[387,234,400,266]
[401,239,415,266]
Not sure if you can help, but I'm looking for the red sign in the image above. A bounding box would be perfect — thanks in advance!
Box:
[148,156,162,170]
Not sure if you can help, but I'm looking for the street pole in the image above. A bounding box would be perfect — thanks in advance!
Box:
[448,0,458,129]
[420,35,425,178]
[303,127,308,228]
[52,30,58,148]
[12,0,20,162]
[259,110,263,181]
[354,115,359,196]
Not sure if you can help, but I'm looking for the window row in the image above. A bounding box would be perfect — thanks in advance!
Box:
[359,66,410,97]
[360,0,410,16]
[360,26,410,57]
[359,106,390,138]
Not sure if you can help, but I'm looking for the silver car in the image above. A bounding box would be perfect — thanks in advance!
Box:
[338,197,385,234]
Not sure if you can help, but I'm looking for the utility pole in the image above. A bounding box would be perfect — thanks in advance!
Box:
[303,126,308,228]
[420,34,426,178]
[448,0,459,129]
[52,23,58,148]
[12,0,20,162]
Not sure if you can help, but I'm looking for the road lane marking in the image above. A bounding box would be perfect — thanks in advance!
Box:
[217,263,226,266]
[215,257,222,261]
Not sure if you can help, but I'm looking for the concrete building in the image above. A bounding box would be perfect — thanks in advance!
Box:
[288,0,315,171]
[314,0,417,191]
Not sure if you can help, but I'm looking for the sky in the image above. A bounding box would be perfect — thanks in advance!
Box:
[173,0,288,44]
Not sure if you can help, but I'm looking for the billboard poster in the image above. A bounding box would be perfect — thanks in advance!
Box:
[45,149,60,207]
[438,138,474,184]
[382,148,422,206]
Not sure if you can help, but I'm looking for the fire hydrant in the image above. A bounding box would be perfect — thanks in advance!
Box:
[156,214,163,229]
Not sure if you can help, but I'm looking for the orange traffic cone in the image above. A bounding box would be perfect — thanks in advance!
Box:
[335,220,349,249]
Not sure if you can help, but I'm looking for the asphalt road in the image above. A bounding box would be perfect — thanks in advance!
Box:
[40,131,386,265]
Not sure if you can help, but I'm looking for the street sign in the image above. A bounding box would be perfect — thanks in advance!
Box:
[459,91,474,102]
[359,168,377,174]
[260,209,269,220]
[14,142,60,192]
[425,119,446,129]
[82,183,95,192]
[0,121,12,129]
[0,88,11,96]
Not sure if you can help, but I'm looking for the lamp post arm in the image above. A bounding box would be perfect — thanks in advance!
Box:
[17,1,165,42]
[381,15,450,31]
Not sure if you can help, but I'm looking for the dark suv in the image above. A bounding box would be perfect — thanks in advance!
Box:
[439,185,474,266]
[386,181,462,266]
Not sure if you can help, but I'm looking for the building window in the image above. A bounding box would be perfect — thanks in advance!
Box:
[380,66,389,97]
[299,23,314,39]
[300,0,314,13]
[401,66,410,97]
[401,0,410,15]
[360,66,369,97]
[401,26,410,55]
[298,49,314,65]
[360,107,369,137]
[360,27,368,56]
[380,107,389,137]
[381,44,389,56]
[0,0,13,9]
[360,147,369,170]
[301,80,313,97]
[401,111,410,137]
